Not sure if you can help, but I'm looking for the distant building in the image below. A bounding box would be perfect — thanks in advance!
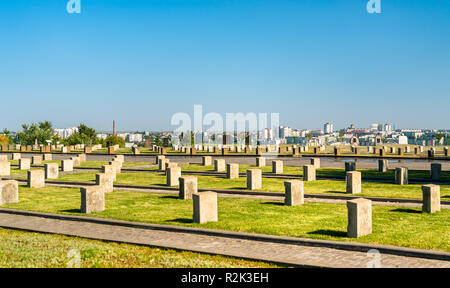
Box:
[279,126,291,139]
[370,123,379,131]
[398,135,408,145]
[55,127,78,138]
[324,123,333,134]
[127,133,143,143]
[96,133,108,140]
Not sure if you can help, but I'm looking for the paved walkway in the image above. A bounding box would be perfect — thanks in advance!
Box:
[0,209,448,268]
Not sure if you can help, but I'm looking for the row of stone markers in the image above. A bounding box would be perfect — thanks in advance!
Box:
[25,155,88,188]
[332,145,450,157]
[174,176,442,239]
[0,143,105,154]
[200,156,320,181]
[0,153,92,176]
[80,155,124,213]
[173,173,442,237]
[163,157,321,191]
[164,145,313,156]
[343,159,445,182]
[80,158,118,213]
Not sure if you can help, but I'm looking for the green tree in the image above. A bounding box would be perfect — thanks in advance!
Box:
[154,135,162,146]
[435,133,443,145]
[51,134,63,145]
[63,133,84,146]
[105,135,125,148]
[78,124,96,144]
[61,123,98,146]
[0,135,9,146]
[16,121,54,145]
[2,128,10,136]
[1,129,12,144]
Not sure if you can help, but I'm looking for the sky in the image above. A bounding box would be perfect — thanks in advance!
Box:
[1,0,449,132]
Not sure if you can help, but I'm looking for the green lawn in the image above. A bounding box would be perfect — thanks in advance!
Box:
[0,228,276,268]
[54,170,450,200]
[167,164,450,180]
[3,186,449,252]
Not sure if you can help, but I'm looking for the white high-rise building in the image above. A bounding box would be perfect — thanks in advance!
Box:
[324,123,333,134]
[280,126,291,139]
[54,127,78,139]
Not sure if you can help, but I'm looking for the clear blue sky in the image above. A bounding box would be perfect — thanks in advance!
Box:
[1,0,449,132]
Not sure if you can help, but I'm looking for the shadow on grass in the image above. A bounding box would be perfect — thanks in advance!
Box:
[324,190,347,194]
[261,201,284,206]
[167,218,193,224]
[159,195,179,200]
[390,208,422,214]
[442,195,450,199]
[60,209,81,213]
[307,229,347,237]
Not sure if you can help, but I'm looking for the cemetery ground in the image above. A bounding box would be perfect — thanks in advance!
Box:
[53,167,450,200]
[2,185,449,252]
[0,227,276,268]
[1,155,449,267]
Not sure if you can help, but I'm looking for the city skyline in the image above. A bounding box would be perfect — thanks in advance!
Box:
[4,119,449,133]
[9,120,448,134]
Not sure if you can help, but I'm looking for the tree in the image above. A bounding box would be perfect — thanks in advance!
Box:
[61,123,98,146]
[16,121,54,145]
[105,135,125,148]
[435,133,443,145]
[77,124,96,144]
[337,131,344,143]
[153,135,162,146]
[0,135,9,146]
[51,134,63,145]
[1,129,12,144]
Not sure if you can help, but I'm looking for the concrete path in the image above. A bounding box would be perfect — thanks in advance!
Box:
[0,209,448,268]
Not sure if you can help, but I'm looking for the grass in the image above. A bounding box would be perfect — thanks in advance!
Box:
[3,186,449,252]
[164,164,450,180]
[0,228,277,268]
[54,170,450,200]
